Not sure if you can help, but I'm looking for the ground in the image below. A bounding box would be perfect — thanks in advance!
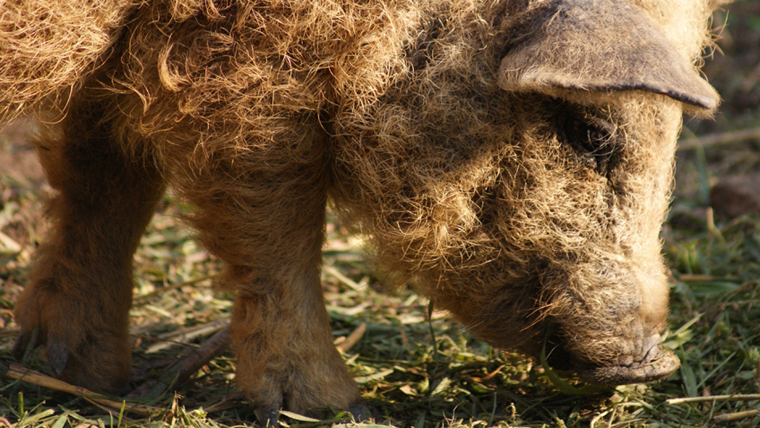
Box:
[1,1,759,426]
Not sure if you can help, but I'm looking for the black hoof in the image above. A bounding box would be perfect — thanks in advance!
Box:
[254,407,280,427]
[45,333,71,376]
[348,402,371,422]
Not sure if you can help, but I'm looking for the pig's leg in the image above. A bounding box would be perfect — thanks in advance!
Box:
[13,106,165,394]
[176,128,360,419]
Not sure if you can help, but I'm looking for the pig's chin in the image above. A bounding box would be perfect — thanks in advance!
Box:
[545,332,680,386]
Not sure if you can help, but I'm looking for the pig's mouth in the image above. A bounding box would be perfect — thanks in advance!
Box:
[544,332,680,386]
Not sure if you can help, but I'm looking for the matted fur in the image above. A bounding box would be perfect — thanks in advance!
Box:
[5,0,718,417]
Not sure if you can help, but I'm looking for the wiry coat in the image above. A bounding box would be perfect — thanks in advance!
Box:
[4,0,719,419]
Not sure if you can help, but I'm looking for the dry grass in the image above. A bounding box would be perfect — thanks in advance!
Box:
[2,1,760,427]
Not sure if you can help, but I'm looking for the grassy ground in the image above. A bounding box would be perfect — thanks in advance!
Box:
[1,2,759,427]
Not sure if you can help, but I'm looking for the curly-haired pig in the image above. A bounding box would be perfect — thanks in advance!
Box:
[3,0,719,421]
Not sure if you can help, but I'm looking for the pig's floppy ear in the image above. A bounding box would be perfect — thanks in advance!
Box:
[497,0,720,115]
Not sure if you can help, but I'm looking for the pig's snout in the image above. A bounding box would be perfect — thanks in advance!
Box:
[534,255,679,385]
[545,330,680,385]
[577,334,680,385]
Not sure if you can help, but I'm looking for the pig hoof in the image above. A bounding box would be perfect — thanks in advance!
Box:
[348,402,371,422]
[13,329,74,377]
[254,407,280,427]
[12,318,131,394]
[46,333,72,375]
[579,344,680,385]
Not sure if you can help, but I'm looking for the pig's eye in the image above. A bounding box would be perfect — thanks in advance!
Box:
[559,112,618,173]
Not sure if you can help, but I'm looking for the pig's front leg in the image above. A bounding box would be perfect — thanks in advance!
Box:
[172,121,361,421]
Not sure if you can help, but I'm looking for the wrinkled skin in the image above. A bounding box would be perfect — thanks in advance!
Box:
[5,0,718,420]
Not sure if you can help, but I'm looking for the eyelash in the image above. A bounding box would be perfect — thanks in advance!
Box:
[558,111,619,174]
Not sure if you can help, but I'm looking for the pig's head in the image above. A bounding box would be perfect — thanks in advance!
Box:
[330,0,718,385]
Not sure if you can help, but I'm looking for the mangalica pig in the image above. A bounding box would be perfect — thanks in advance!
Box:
[3,0,719,421]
